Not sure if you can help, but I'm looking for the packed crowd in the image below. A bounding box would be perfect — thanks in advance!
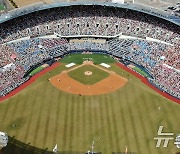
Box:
[0,5,179,99]
[108,39,133,56]
[163,46,180,69]
[0,38,68,97]
[150,64,180,98]
[0,46,28,96]
[67,41,109,51]
[0,6,179,45]
[8,38,68,70]
[108,39,170,71]
[108,38,179,98]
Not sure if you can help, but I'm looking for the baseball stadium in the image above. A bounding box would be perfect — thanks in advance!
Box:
[0,0,179,154]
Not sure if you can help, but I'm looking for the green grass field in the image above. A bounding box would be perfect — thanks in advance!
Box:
[68,65,109,85]
[0,54,180,154]
[60,54,115,64]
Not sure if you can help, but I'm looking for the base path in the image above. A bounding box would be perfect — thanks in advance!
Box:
[50,62,128,95]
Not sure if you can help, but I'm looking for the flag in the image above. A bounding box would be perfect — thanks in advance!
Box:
[53,144,58,153]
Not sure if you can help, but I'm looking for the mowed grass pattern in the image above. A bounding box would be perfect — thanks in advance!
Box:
[0,62,180,154]
[60,54,115,64]
[68,65,109,85]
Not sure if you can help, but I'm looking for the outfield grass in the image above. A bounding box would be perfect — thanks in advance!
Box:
[60,54,116,64]
[68,65,109,85]
[0,55,180,154]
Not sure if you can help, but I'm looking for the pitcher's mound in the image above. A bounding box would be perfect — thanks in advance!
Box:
[84,71,92,76]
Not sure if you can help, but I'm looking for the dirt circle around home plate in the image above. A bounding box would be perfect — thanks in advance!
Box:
[84,71,93,76]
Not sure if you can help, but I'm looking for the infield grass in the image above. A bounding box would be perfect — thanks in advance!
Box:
[0,54,179,154]
[68,65,109,85]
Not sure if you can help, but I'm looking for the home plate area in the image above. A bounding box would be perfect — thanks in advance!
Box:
[49,61,128,95]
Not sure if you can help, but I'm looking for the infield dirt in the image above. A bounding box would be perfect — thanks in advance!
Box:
[50,62,128,95]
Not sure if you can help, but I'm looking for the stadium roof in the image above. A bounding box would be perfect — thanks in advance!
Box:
[0,1,179,26]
